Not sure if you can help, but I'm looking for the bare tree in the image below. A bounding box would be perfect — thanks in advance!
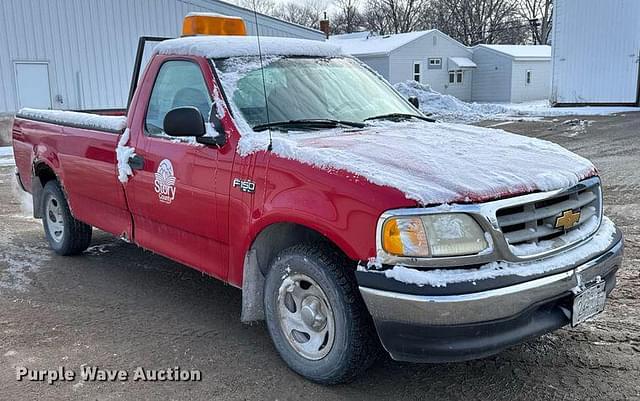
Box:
[233,0,278,15]
[429,0,528,45]
[519,0,553,44]
[331,0,365,34]
[363,0,430,34]
[275,0,329,29]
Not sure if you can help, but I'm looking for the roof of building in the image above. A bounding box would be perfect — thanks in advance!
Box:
[475,44,552,60]
[448,57,477,69]
[328,30,436,56]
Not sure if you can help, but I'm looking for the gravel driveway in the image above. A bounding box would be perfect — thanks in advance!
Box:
[1,112,638,400]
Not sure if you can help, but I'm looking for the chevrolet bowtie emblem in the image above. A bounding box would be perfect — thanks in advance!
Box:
[555,210,581,230]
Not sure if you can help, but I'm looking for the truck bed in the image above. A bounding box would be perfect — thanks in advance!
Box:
[12,108,132,239]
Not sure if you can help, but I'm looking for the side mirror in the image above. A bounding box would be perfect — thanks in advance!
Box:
[196,114,227,147]
[408,96,420,109]
[163,107,205,137]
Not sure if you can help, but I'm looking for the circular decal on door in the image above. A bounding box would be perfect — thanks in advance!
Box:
[154,159,176,204]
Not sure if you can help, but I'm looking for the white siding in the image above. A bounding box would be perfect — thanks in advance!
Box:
[551,0,640,105]
[388,31,474,101]
[510,60,551,102]
[358,56,390,81]
[471,47,512,102]
[0,0,323,112]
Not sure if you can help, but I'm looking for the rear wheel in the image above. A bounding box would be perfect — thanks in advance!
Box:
[42,180,92,255]
[264,243,379,384]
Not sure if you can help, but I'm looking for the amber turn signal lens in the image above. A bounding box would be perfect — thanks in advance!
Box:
[182,13,247,37]
[382,217,430,257]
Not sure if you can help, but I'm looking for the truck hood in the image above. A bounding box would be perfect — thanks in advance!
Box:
[239,121,596,205]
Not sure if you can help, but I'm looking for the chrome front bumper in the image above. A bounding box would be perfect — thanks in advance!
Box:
[357,229,623,362]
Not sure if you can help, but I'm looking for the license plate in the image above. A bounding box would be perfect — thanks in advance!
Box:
[572,281,607,327]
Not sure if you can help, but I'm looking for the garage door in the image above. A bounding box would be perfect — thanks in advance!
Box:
[14,62,52,109]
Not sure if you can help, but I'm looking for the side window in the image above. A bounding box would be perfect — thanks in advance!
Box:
[428,58,442,69]
[145,60,212,137]
[413,61,421,82]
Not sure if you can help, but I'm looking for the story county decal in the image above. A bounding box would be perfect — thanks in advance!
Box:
[154,159,176,204]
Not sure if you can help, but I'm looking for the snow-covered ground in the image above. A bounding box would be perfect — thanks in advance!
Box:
[0,146,14,167]
[394,80,640,123]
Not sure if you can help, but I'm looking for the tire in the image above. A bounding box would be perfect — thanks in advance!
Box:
[264,243,379,384]
[42,180,92,256]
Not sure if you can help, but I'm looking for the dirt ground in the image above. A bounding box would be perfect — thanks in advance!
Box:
[1,112,638,400]
[0,114,14,146]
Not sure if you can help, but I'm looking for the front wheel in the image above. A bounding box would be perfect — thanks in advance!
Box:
[42,180,92,255]
[264,243,379,384]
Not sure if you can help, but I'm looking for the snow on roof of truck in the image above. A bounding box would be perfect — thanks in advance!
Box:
[154,36,344,59]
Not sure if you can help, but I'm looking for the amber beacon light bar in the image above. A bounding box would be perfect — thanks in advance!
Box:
[182,12,247,36]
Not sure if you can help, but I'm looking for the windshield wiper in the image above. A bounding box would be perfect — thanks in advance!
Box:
[364,113,435,123]
[253,119,365,132]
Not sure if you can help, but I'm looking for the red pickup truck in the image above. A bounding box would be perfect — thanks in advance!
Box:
[12,16,623,384]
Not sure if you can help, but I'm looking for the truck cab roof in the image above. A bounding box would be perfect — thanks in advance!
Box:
[153,35,344,59]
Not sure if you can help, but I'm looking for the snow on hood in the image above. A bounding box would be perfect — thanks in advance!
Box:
[154,36,343,59]
[239,120,596,205]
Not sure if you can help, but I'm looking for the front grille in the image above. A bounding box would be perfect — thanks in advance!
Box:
[496,179,602,257]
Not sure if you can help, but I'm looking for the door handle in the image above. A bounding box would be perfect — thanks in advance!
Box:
[128,154,145,170]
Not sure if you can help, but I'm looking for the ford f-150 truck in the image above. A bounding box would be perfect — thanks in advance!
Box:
[12,14,623,384]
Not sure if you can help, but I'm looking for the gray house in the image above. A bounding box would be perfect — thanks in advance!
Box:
[471,45,552,103]
[330,30,477,101]
[0,0,324,113]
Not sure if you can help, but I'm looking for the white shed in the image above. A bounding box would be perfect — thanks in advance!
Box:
[0,0,324,113]
[551,0,640,106]
[330,30,476,101]
[472,45,552,103]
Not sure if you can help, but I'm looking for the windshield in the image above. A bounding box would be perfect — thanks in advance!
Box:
[215,57,421,128]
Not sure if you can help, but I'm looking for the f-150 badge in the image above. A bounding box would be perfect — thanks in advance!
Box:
[233,178,256,193]
[154,159,176,204]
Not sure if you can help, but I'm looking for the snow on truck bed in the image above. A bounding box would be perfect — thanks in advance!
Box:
[238,120,595,206]
[18,108,127,132]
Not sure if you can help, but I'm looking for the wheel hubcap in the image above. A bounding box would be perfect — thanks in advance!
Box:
[277,273,335,360]
[46,197,64,243]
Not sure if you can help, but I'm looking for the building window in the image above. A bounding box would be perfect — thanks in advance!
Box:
[449,70,464,84]
[428,58,442,69]
[413,61,421,82]
[526,70,532,85]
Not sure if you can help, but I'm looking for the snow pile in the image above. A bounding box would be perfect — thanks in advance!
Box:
[18,108,127,132]
[237,120,595,205]
[0,146,14,167]
[116,129,135,183]
[381,216,617,287]
[154,36,343,59]
[394,81,513,122]
[394,80,640,123]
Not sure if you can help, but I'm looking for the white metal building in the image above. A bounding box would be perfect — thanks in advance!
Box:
[551,0,640,106]
[0,0,324,113]
[472,45,552,103]
[330,30,477,101]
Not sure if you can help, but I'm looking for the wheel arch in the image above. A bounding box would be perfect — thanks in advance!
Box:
[31,160,59,219]
[240,221,356,323]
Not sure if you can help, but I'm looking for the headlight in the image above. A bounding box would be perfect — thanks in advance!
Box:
[382,213,489,257]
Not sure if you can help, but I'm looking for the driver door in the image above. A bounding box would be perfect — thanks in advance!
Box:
[125,56,228,280]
